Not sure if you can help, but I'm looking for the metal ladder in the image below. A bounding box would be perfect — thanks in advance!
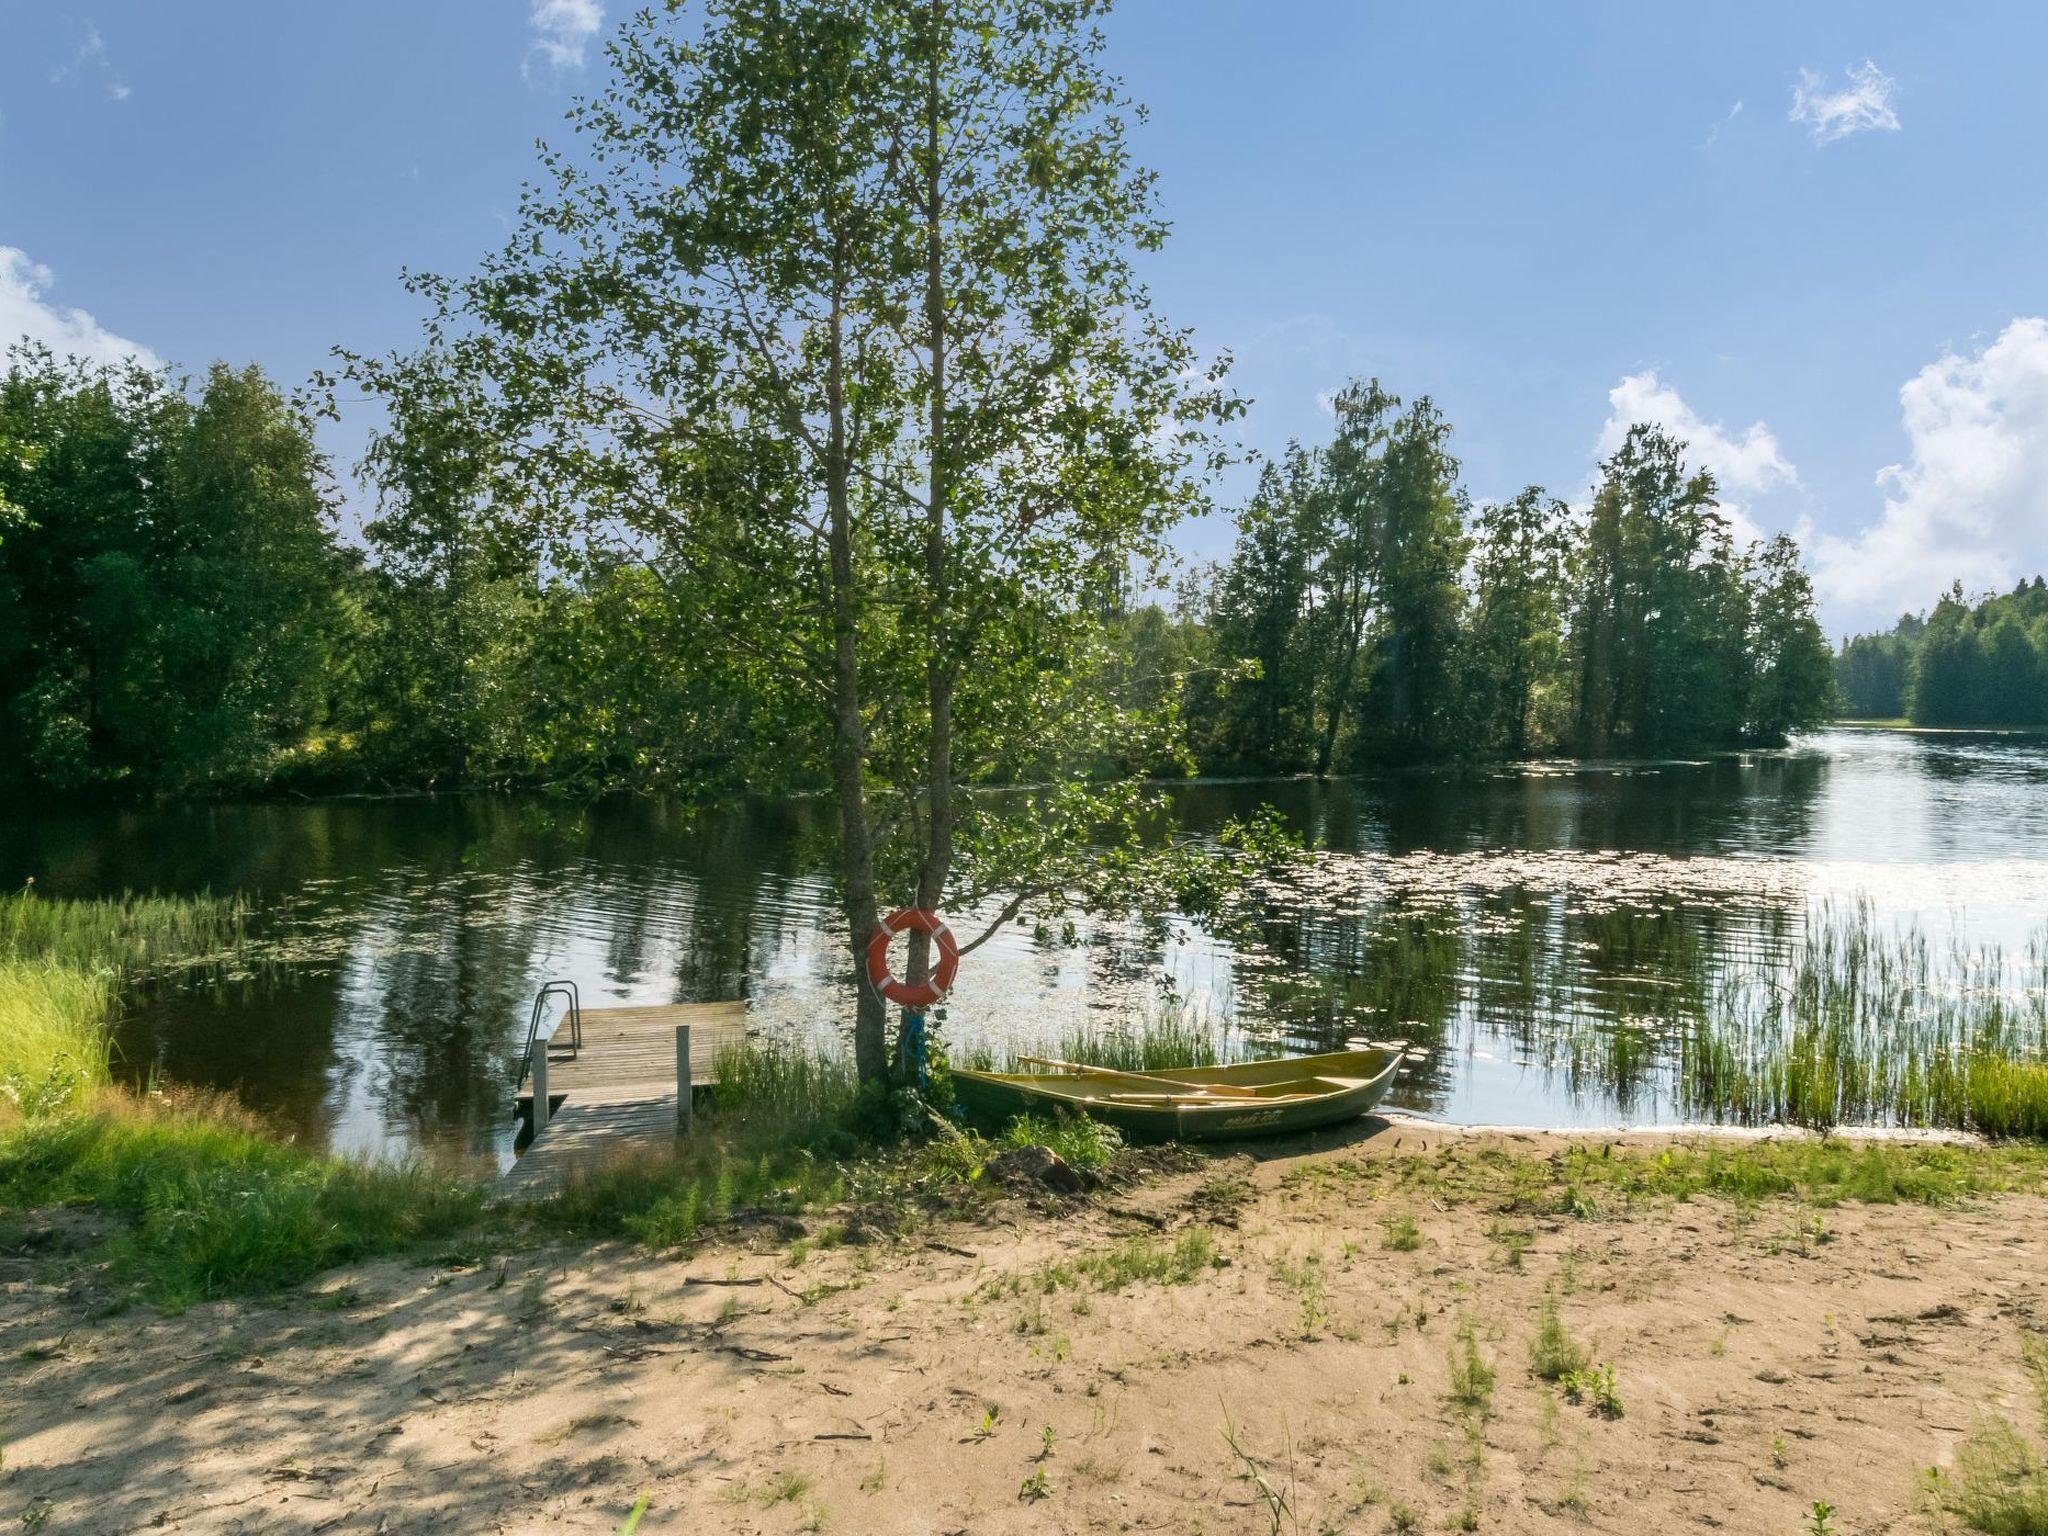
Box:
[514,979,582,1097]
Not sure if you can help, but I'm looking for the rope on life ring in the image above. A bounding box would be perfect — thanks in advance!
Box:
[864,907,960,1008]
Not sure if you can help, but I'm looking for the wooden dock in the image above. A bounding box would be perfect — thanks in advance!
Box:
[499,1000,748,1203]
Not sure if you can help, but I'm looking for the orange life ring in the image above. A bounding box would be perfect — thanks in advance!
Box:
[865,907,960,1008]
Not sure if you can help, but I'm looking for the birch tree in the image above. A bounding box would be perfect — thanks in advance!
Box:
[348,0,1244,1085]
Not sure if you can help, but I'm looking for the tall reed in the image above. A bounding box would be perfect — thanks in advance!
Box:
[0,887,249,974]
[1680,903,2048,1138]
[0,886,250,1115]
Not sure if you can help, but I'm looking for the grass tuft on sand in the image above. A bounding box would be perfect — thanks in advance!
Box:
[982,1227,1220,1298]
[1529,1296,1589,1382]
[1932,1419,2048,1535]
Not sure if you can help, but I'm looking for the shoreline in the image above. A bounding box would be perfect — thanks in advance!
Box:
[1378,1111,1988,1145]
[7,1123,2045,1533]
[5,727,1876,821]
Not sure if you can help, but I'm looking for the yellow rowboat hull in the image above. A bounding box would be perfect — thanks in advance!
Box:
[952,1048,1401,1143]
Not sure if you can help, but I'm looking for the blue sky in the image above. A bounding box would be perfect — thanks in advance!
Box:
[5,2,2047,636]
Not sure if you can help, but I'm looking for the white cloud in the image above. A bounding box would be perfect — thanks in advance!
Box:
[1790,60,1899,146]
[527,0,604,75]
[1704,99,1744,147]
[50,22,104,81]
[0,247,159,370]
[1598,370,1798,496]
[52,21,131,102]
[1814,318,2048,621]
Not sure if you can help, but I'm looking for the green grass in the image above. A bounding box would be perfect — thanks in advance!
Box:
[1447,1322,1495,1414]
[0,1091,484,1306]
[0,887,489,1302]
[3,989,1136,1306]
[986,1227,1219,1298]
[9,879,2047,1318]
[1932,1419,2048,1535]
[1380,1211,1423,1250]
[962,1005,1231,1076]
[1524,901,2048,1141]
[1287,1135,2048,1217]
[0,886,254,1115]
[531,1044,866,1248]
[536,1048,1124,1251]
[1539,1137,2048,1208]
[0,961,114,1114]
[1042,1013,1224,1073]
[1679,906,2048,1139]
[2024,1331,2048,1430]
[1337,891,2048,1142]
[6,1039,889,1303]
[1925,1328,2048,1534]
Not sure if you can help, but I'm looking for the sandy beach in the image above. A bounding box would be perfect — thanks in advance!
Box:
[6,1119,2046,1534]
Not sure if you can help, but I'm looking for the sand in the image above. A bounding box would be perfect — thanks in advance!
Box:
[5,1120,2046,1534]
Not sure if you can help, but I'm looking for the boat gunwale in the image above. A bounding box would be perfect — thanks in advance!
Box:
[954,1048,1400,1124]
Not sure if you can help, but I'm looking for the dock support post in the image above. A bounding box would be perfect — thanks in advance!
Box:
[531,1036,550,1135]
[675,1023,693,1135]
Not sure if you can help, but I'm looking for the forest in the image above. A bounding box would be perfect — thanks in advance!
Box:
[1836,580,2048,727]
[1,346,1840,800]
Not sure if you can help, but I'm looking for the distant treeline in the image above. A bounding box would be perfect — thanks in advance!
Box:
[0,346,748,799]
[1837,580,2048,727]
[0,347,1837,800]
[1176,383,1837,770]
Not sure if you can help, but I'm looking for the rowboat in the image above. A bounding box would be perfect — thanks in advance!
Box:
[952,1048,1401,1143]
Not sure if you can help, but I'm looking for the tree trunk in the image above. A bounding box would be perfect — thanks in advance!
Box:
[822,259,886,1083]
[1507,665,1530,758]
[905,4,952,1063]
[1314,575,1362,777]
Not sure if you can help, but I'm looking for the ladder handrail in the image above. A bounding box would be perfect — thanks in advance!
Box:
[514,980,582,1093]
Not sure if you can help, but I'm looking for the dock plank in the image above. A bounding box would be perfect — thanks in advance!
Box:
[512,1001,746,1105]
[500,1000,748,1203]
[499,1088,682,1201]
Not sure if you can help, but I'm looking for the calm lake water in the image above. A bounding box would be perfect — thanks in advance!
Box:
[6,726,2047,1160]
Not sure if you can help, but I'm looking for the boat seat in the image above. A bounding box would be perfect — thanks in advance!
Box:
[1312,1076,1372,1090]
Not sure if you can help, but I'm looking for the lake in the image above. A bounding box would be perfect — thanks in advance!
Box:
[5,726,2045,1160]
